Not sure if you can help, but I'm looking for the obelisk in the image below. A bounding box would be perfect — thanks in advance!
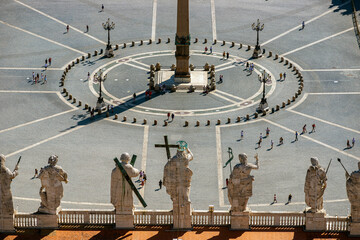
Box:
[175,0,191,82]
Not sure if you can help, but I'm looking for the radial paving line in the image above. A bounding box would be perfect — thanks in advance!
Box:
[281,27,353,56]
[261,0,351,46]
[123,62,149,72]
[13,0,106,45]
[302,68,360,72]
[151,0,158,41]
[0,20,86,55]
[5,125,86,158]
[210,92,239,104]
[263,118,360,161]
[215,90,244,101]
[0,67,62,71]
[131,59,150,68]
[210,0,217,41]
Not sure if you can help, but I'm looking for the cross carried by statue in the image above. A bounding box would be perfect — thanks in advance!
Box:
[155,135,179,160]
[113,157,147,208]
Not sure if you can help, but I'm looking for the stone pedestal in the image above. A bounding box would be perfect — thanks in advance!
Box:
[36,214,58,229]
[350,222,360,236]
[115,214,134,229]
[173,203,191,229]
[230,211,250,230]
[305,211,326,231]
[257,101,269,112]
[252,46,262,59]
[0,215,14,232]
[105,46,114,58]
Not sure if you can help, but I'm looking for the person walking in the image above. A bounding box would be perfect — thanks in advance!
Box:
[347,140,351,148]
[273,194,277,203]
[167,112,170,120]
[44,75,47,84]
[159,180,162,189]
[49,57,52,66]
[66,25,69,33]
[226,52,229,59]
[133,92,136,101]
[270,140,274,149]
[32,72,35,83]
[288,194,292,203]
[101,4,104,11]
[86,25,89,32]
[302,21,305,30]
[241,130,244,140]
[223,51,226,59]
[33,168,38,178]
[266,127,270,137]
[210,46,212,54]
[45,59,48,65]
[87,72,90,81]
[312,123,316,133]
[279,137,284,145]
[257,137,262,148]
[302,124,307,134]
[283,72,286,81]
[171,113,175,121]
[279,72,282,81]
[204,46,208,53]
[352,137,355,147]
[295,131,298,141]
[36,73,39,84]
[246,62,249,70]
[41,73,44,82]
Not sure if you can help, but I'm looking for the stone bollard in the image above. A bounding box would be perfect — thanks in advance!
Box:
[285,60,288,65]
[254,113,258,118]
[227,118,231,124]
[171,64,176,71]
[123,43,126,48]
[150,64,155,71]
[287,99,291,105]
[274,54,278,60]
[214,39,217,44]
[246,115,249,120]
[81,56,85,61]
[276,105,280,111]
[189,64,195,71]
[164,121,168,126]
[140,40,143,45]
[298,89,302,95]
[98,109,101,115]
[293,66,296,71]
[262,111,266,116]
[204,38,207,43]
[231,42,235,47]
[282,102,286,108]
[114,114,118,120]
[184,121,188,127]
[154,120,157,125]
[115,44,119,50]
[295,93,298,98]
[158,38,161,43]
[196,121,200,127]
[76,58,79,63]
[149,39,152,44]
[210,65,215,71]
[63,88,67,93]
[247,45,251,50]
[94,50,98,56]
[143,119,147,124]
[85,103,88,109]
[69,94,72,100]
[204,63,210,71]
[155,62,161,71]
[195,38,198,43]
[87,53,91,58]
[106,112,109,117]
[239,43,242,48]
[207,120,210,126]
[262,48,266,54]
[133,118,136,123]
[72,61,75,66]
[131,41,135,47]
[272,107,275,113]
[237,116,241,122]
[292,96,295,102]
[269,51,272,57]
[217,120,221,125]
[60,81,64,87]
[167,38,170,43]
[289,63,292,68]
[73,98,76,103]
[280,57,284,62]
[65,92,68,97]
[123,116,127,122]
[100,49,103,54]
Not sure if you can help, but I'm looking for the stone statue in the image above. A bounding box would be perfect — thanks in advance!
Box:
[37,155,68,214]
[228,153,259,212]
[0,154,18,215]
[163,143,193,229]
[111,153,140,214]
[346,162,360,222]
[304,157,327,212]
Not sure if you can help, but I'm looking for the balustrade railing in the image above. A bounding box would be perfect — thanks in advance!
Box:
[58,210,115,225]
[134,210,173,225]
[250,212,305,227]
[14,214,38,228]
[326,216,349,232]
[192,210,230,226]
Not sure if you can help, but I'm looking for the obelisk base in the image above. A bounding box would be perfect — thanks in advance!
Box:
[0,215,14,232]
[230,211,250,230]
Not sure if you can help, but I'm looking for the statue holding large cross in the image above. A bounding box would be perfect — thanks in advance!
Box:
[162,140,193,229]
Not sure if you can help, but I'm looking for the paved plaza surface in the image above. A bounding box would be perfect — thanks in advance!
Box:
[0,0,359,218]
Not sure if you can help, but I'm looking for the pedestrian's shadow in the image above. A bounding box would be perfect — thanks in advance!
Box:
[255,146,260,150]
[63,32,67,34]
[285,201,290,205]
[277,143,282,147]
[343,146,352,150]
[291,140,296,143]
[222,186,227,189]
[155,188,160,191]
[266,148,272,151]
[236,139,242,142]
[270,201,275,205]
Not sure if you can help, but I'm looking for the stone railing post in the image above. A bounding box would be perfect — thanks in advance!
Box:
[36,214,58,228]
[305,211,326,231]
[0,214,14,232]
[115,212,134,229]
[231,211,250,230]
[84,211,90,224]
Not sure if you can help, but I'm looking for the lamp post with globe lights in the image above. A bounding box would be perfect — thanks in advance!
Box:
[103,18,115,57]
[251,19,264,59]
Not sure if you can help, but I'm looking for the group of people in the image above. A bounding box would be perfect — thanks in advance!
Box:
[246,62,255,74]
[347,138,356,149]
[279,72,287,81]
[32,72,47,84]
[204,46,213,54]
[166,112,175,121]
[139,170,147,187]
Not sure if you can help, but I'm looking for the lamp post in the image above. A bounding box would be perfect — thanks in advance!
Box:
[95,69,107,110]
[103,18,115,58]
[258,70,268,112]
[251,19,264,59]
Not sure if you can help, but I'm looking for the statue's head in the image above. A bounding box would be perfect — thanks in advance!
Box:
[0,154,5,166]
[239,153,248,164]
[48,155,58,166]
[120,153,131,163]
[310,157,319,167]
